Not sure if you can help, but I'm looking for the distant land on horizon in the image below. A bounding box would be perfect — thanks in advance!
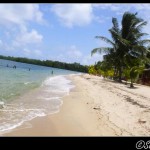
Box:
[0,55,88,73]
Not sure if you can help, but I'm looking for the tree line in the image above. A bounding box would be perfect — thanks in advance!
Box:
[89,11,150,87]
[0,55,88,73]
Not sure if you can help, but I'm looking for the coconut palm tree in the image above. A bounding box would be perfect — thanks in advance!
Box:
[91,18,122,81]
[92,12,150,86]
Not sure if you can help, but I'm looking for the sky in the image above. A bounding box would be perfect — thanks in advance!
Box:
[0,3,150,65]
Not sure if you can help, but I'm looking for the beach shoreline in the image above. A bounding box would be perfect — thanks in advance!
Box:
[2,74,150,136]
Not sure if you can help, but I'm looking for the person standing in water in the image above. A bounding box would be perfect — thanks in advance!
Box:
[13,65,16,69]
[51,70,53,75]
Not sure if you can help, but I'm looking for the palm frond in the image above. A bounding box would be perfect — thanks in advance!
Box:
[117,36,131,46]
[132,45,150,53]
[112,17,120,33]
[109,29,120,43]
[91,47,112,56]
[138,39,150,45]
[135,21,147,31]
[95,36,115,47]
[134,33,148,40]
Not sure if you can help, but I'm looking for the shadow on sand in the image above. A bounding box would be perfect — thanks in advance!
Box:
[127,86,139,89]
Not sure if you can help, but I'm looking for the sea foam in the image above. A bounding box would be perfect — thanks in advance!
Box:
[0,75,75,135]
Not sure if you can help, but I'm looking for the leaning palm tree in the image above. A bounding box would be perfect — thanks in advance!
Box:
[92,18,122,81]
[92,12,150,86]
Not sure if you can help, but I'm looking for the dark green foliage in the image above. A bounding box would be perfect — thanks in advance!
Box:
[91,11,150,86]
[0,55,88,73]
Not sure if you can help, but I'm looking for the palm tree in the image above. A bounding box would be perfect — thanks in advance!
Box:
[91,12,150,86]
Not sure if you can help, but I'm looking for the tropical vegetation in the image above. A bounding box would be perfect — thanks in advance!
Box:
[90,11,150,87]
[0,55,88,73]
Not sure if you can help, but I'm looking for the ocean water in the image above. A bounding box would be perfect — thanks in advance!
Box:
[0,59,79,134]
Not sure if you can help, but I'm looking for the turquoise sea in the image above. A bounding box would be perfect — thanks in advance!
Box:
[0,59,79,134]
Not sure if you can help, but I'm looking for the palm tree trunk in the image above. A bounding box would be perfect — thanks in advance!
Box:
[130,79,134,88]
[113,67,117,80]
[118,67,122,82]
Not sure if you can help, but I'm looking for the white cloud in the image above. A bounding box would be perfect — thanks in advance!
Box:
[94,15,110,24]
[34,50,42,56]
[0,26,43,54]
[51,4,93,28]
[49,45,102,65]
[67,45,82,58]
[4,31,11,39]
[23,48,43,58]
[51,4,122,27]
[0,40,15,51]
[49,45,83,63]
[93,4,135,18]
[92,4,140,16]
[0,4,45,56]
[93,4,150,18]
[93,4,150,37]
[93,4,122,11]
[81,53,103,65]
[23,48,31,54]
[0,40,3,46]
[61,45,82,63]
[0,4,44,26]
[92,4,121,11]
[132,4,150,11]
[13,27,43,47]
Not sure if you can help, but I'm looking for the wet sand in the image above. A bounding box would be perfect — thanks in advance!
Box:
[3,74,150,136]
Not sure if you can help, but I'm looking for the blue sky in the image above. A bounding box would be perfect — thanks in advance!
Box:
[0,4,150,65]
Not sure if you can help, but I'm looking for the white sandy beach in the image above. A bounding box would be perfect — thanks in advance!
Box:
[3,74,150,136]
